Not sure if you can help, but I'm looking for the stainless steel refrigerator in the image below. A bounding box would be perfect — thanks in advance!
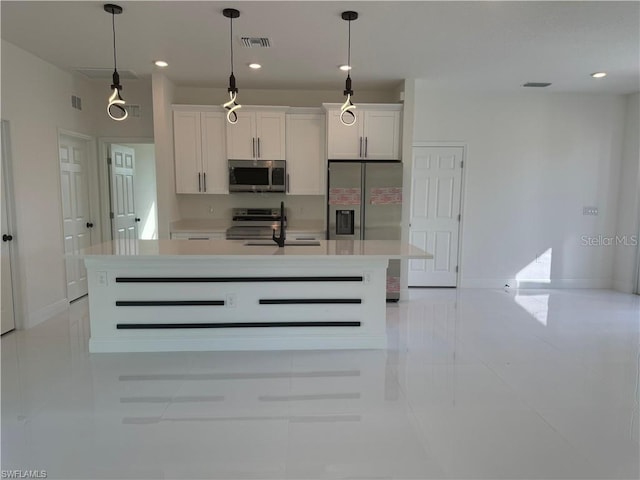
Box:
[327,160,403,301]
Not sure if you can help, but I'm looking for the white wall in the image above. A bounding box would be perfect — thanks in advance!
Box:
[1,40,100,327]
[151,73,180,239]
[91,79,154,138]
[613,93,640,293]
[412,84,627,288]
[129,144,158,240]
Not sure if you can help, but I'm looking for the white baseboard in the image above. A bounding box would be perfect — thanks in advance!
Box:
[25,299,69,329]
[89,334,388,353]
[459,278,613,289]
[612,279,635,294]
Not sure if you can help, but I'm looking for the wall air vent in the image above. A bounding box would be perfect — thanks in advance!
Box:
[74,68,139,80]
[71,95,82,110]
[523,82,552,88]
[241,37,271,48]
[123,105,141,118]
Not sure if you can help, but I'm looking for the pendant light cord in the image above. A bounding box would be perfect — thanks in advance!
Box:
[111,11,118,72]
[347,18,351,78]
[230,16,234,75]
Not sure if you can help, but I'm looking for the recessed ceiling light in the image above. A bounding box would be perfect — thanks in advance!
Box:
[248,63,262,69]
[154,60,168,68]
[339,65,351,71]
[591,72,607,78]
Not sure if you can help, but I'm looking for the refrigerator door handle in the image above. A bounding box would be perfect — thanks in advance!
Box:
[359,137,363,158]
[364,137,368,157]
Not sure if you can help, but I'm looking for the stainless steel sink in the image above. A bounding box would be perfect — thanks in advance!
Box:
[243,240,321,247]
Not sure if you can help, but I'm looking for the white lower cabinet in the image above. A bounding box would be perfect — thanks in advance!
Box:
[285,112,326,195]
[170,232,225,240]
[287,231,326,241]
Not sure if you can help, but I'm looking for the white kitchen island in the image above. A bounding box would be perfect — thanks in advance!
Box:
[81,239,429,353]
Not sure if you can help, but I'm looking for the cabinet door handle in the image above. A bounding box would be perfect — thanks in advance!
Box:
[2,234,13,242]
[252,138,256,158]
[198,172,201,192]
[286,173,290,193]
[359,137,363,157]
[86,222,94,228]
[257,138,261,158]
[365,137,368,157]
[203,172,207,192]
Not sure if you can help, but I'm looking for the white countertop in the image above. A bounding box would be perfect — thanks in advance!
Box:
[80,240,430,259]
[170,219,326,233]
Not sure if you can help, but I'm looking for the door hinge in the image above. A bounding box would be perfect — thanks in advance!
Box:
[107,157,112,165]
[456,266,459,273]
[458,214,461,221]
[460,160,464,168]
[110,212,114,219]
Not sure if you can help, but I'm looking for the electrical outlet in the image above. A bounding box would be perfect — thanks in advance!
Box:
[226,293,236,308]
[583,206,599,216]
[97,271,108,286]
[364,272,372,284]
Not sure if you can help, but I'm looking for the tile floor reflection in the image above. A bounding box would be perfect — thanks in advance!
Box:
[2,289,639,479]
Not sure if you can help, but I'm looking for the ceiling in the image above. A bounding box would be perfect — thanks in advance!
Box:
[2,1,639,94]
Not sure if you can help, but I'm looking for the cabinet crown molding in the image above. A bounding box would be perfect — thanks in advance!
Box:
[322,103,402,112]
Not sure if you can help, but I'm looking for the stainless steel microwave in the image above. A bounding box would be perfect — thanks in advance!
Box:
[228,160,286,193]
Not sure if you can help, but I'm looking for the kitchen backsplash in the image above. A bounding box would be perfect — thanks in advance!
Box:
[177,194,326,222]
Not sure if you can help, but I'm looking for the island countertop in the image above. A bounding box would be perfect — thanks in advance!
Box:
[81,239,431,260]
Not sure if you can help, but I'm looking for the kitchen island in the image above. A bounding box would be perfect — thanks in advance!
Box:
[81,239,430,352]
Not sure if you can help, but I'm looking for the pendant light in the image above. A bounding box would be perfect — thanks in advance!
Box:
[104,4,128,121]
[340,11,358,126]
[222,8,242,124]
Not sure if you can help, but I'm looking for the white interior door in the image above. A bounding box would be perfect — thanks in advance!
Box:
[1,124,16,334]
[110,144,137,252]
[59,134,92,300]
[409,146,463,287]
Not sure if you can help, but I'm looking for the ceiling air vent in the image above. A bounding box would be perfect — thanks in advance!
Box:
[74,68,139,80]
[523,82,552,88]
[241,37,271,48]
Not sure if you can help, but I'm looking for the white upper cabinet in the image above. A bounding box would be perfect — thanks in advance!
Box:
[226,108,287,160]
[173,107,227,194]
[286,111,326,195]
[225,111,256,160]
[324,104,402,160]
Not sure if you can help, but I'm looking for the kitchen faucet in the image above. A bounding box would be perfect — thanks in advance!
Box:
[272,201,286,247]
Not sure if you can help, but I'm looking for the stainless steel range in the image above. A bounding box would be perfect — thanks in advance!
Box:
[225,208,287,240]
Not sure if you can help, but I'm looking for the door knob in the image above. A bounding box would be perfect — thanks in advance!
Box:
[86,222,94,228]
[2,234,13,242]
[134,218,141,222]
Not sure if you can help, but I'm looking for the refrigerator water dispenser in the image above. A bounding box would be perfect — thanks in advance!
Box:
[336,210,355,235]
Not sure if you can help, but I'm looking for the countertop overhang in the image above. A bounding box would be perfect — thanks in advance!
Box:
[80,239,431,260]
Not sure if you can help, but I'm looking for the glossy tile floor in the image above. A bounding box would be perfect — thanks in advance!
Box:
[2,289,639,479]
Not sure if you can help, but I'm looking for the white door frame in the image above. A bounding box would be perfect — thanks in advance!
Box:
[57,129,99,301]
[1,120,23,329]
[98,137,154,242]
[411,141,468,287]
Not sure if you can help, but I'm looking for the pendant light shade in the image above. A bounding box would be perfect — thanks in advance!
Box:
[223,8,242,125]
[340,11,358,126]
[104,4,128,121]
